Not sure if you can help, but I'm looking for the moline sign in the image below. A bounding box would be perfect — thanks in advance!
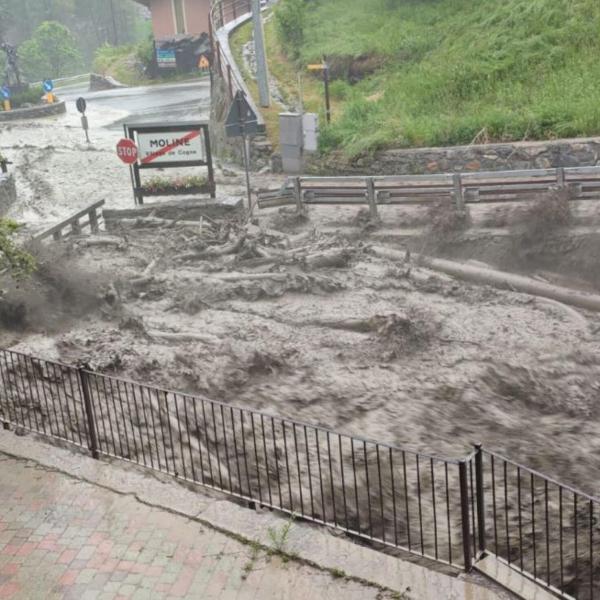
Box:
[136,129,205,164]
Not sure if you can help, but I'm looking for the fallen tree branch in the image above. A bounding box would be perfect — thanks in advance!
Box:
[371,245,600,312]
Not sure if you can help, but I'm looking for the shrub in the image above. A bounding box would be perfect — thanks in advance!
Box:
[275,0,306,61]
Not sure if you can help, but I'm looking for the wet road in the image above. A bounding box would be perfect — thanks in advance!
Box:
[57,78,211,129]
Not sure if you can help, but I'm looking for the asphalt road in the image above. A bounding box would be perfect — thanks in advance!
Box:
[57,77,212,129]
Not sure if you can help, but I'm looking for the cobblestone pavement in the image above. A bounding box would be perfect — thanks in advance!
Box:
[0,454,394,600]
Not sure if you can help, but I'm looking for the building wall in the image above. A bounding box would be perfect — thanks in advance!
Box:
[149,0,211,39]
[185,0,211,36]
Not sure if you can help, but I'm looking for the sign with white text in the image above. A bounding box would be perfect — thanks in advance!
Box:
[136,129,205,165]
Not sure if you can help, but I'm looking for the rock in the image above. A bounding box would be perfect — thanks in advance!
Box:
[89,73,127,91]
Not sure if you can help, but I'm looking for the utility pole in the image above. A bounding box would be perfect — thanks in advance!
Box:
[109,0,119,46]
[251,0,270,107]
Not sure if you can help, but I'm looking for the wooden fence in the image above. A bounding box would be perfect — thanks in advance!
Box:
[34,200,105,242]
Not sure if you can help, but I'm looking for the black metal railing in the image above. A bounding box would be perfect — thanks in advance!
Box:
[477,450,599,599]
[0,346,598,597]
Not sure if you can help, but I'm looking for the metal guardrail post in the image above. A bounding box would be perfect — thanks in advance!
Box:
[216,42,222,76]
[293,177,303,212]
[232,0,237,19]
[459,459,473,571]
[227,64,233,100]
[556,167,565,189]
[453,173,465,211]
[366,177,378,219]
[219,1,225,26]
[474,443,486,557]
[78,367,100,460]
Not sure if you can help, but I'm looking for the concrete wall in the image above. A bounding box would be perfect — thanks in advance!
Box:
[150,0,210,38]
[0,101,66,123]
[314,137,600,176]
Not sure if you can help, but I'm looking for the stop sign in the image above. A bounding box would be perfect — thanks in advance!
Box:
[116,138,138,164]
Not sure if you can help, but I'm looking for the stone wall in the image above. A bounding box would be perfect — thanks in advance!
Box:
[313,137,600,175]
[0,175,16,216]
[0,101,66,123]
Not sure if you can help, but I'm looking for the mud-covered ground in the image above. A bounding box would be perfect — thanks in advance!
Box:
[2,99,600,554]
[3,206,600,502]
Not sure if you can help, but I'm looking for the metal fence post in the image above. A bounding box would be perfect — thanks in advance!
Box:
[227,64,233,100]
[366,177,378,219]
[459,460,473,571]
[556,167,565,190]
[453,173,465,212]
[474,443,486,557]
[78,367,99,460]
[293,177,303,212]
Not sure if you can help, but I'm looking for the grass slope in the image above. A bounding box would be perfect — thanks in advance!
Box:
[293,0,600,155]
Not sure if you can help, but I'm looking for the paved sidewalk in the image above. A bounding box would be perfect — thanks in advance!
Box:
[0,454,396,600]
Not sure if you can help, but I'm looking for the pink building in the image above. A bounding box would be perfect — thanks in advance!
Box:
[134,0,212,73]
[134,0,212,41]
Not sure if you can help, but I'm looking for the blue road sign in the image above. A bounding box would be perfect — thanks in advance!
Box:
[1,86,10,99]
[43,79,54,92]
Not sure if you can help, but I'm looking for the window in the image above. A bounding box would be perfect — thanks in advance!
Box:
[173,0,186,34]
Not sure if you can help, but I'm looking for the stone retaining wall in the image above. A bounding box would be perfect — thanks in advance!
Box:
[0,101,66,123]
[0,175,16,216]
[313,137,600,175]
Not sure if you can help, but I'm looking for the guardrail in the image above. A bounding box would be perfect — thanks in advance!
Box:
[258,166,600,215]
[33,200,105,241]
[210,0,252,102]
[0,346,598,598]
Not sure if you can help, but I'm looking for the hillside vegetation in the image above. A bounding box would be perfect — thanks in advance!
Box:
[272,0,600,156]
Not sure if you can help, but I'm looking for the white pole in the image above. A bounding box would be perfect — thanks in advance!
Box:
[252,0,270,107]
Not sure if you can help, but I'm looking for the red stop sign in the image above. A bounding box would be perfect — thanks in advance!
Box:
[116,138,138,164]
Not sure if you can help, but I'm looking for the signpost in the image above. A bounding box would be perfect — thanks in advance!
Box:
[156,48,177,69]
[226,90,259,211]
[307,62,331,123]
[121,122,215,205]
[1,85,10,112]
[76,97,90,143]
[116,138,138,164]
[43,79,55,104]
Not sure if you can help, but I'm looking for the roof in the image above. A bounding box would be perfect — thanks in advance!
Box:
[131,0,150,6]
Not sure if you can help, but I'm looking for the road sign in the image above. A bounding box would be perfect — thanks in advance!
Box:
[76,97,87,114]
[1,86,10,99]
[137,130,204,165]
[225,91,259,138]
[116,138,138,164]
[156,48,176,69]
[43,79,54,92]
[307,63,326,71]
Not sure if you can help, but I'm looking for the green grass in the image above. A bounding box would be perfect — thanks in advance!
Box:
[266,0,600,156]
[230,12,342,149]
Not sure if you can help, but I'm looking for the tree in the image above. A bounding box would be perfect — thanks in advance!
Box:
[18,21,82,80]
[0,218,35,279]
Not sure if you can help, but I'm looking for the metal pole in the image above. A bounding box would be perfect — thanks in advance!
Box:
[78,367,100,460]
[474,443,486,556]
[241,133,252,212]
[459,460,473,571]
[323,63,331,124]
[252,0,271,108]
[109,0,119,46]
